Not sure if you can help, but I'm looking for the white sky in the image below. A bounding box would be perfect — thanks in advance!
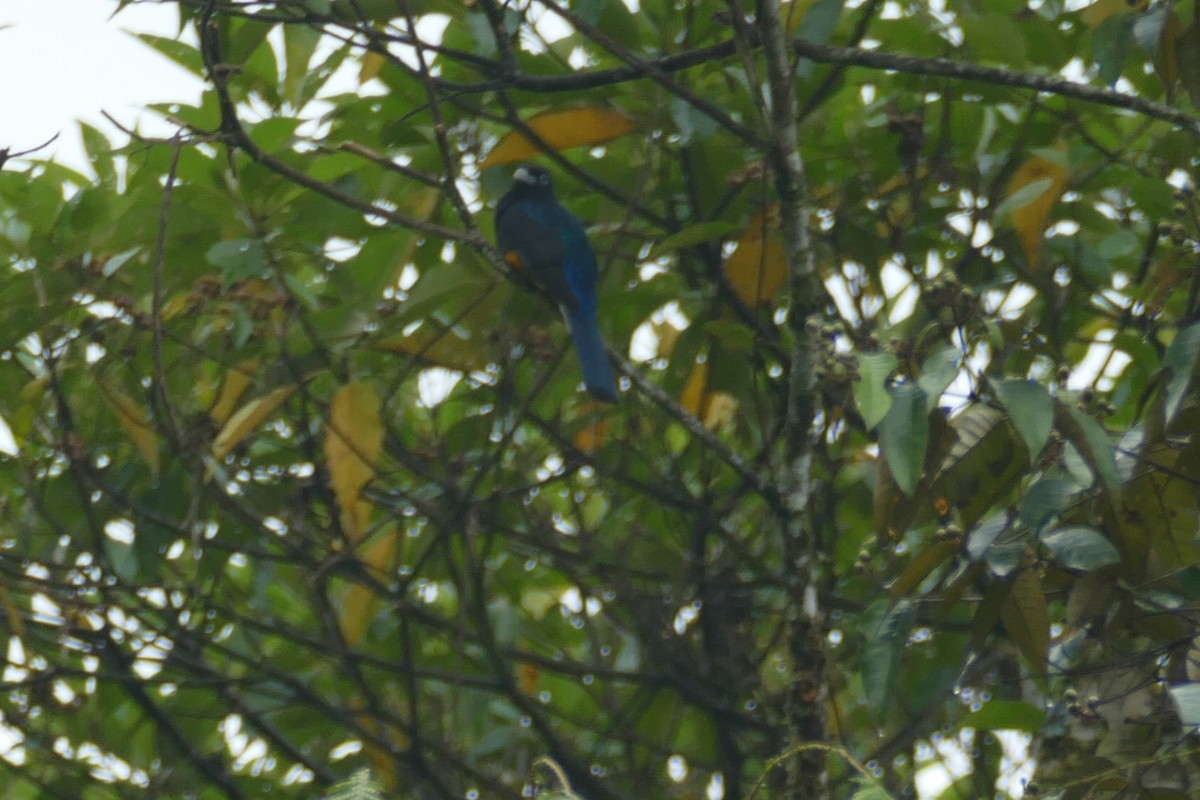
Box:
[1,0,201,171]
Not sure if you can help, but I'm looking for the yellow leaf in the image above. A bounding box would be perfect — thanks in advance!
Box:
[160,293,197,321]
[99,381,160,478]
[5,376,49,447]
[1145,248,1191,314]
[377,325,487,372]
[19,375,48,403]
[1081,0,1147,29]
[704,391,738,430]
[336,524,402,647]
[1005,147,1068,270]
[325,381,384,543]
[0,584,25,641]
[481,108,637,167]
[573,407,611,452]
[210,359,260,426]
[348,691,409,791]
[873,163,929,199]
[1155,11,1184,88]
[650,318,684,358]
[517,661,541,695]
[681,359,709,418]
[211,386,295,460]
[364,735,404,792]
[681,360,738,430]
[359,50,386,84]
[723,211,788,307]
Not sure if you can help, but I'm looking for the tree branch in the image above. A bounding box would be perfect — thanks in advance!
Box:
[791,38,1200,138]
[757,0,826,796]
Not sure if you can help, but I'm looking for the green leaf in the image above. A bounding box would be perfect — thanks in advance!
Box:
[1040,526,1120,571]
[960,699,1046,732]
[862,600,915,714]
[465,11,499,58]
[239,25,282,105]
[994,379,1053,457]
[918,346,960,410]
[985,542,1026,578]
[1132,5,1169,54]
[283,24,322,106]
[134,32,204,76]
[670,96,721,144]
[961,11,1028,67]
[1001,569,1049,672]
[849,782,897,800]
[880,383,928,496]
[794,0,846,78]
[399,260,495,322]
[855,352,898,429]
[1094,12,1135,86]
[648,221,740,258]
[1163,322,1200,424]
[80,123,114,184]
[574,0,609,25]
[322,768,385,800]
[104,537,138,583]
[1097,228,1139,259]
[250,117,302,153]
[299,43,352,108]
[993,177,1052,220]
[206,239,269,287]
[703,320,756,352]
[1019,476,1077,531]
[966,512,1009,562]
[1179,19,1200,106]
[1060,402,1121,495]
[796,0,844,45]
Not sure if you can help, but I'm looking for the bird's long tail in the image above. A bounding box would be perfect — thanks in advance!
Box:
[566,306,618,403]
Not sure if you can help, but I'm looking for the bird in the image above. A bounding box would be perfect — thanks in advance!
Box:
[494,165,618,403]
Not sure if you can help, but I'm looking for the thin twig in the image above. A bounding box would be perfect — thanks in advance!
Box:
[608,348,773,499]
[0,132,60,170]
[150,137,185,445]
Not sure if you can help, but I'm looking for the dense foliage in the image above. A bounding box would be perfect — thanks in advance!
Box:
[3,1,1200,799]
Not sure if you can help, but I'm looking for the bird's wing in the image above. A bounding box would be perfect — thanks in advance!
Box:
[496,200,580,308]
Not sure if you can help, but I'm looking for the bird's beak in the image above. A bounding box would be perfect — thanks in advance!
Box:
[513,166,536,184]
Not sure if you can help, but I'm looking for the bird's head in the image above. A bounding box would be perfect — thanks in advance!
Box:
[512,164,554,191]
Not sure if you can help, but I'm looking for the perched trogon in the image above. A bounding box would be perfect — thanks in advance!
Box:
[495,165,618,403]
